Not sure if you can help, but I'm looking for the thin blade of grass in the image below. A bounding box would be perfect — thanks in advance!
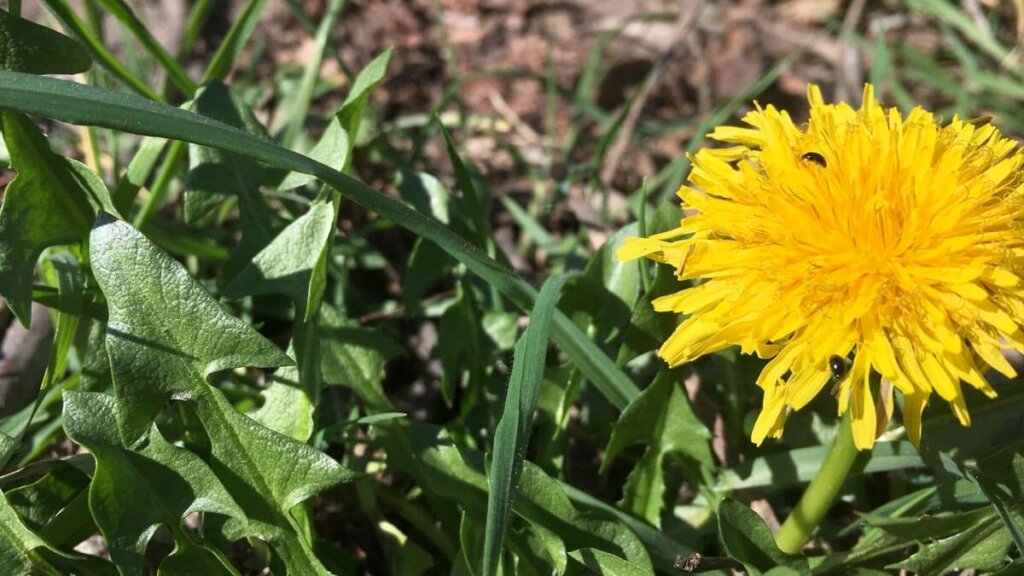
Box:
[132,0,268,226]
[906,0,1023,79]
[202,0,267,82]
[282,0,346,147]
[0,71,640,410]
[482,274,569,576]
[92,0,196,95]
[436,117,490,241]
[40,0,160,100]
[176,0,217,61]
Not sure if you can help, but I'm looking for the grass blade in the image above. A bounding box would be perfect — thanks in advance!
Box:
[282,0,346,146]
[436,118,490,241]
[92,0,196,95]
[483,274,569,576]
[40,0,160,100]
[0,71,640,411]
[202,0,267,82]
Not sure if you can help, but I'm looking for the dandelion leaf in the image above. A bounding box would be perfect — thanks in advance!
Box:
[88,214,357,574]
[63,391,243,575]
[0,112,112,326]
[602,369,713,527]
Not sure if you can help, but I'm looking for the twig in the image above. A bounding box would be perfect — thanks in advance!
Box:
[962,0,994,42]
[599,1,704,190]
[487,91,543,146]
[1014,0,1024,47]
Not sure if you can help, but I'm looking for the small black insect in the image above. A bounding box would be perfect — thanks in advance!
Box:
[829,355,846,380]
[801,152,827,167]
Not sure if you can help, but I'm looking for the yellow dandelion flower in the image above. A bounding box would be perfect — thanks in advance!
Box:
[619,84,1024,450]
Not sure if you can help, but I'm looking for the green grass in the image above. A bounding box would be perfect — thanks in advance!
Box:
[0,1,1023,574]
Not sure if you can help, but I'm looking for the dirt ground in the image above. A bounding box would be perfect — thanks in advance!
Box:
[253,0,847,189]
[243,0,1013,219]
[24,0,1019,220]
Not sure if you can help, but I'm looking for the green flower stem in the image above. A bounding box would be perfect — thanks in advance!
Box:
[775,410,861,554]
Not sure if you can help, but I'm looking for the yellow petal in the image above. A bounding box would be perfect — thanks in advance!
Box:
[902,390,929,447]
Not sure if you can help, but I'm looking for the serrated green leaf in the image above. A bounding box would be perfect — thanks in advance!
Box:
[0,250,83,469]
[0,488,53,575]
[39,252,83,388]
[195,388,359,574]
[0,488,113,576]
[893,511,1011,573]
[867,506,994,540]
[603,369,713,526]
[279,47,391,188]
[87,213,356,573]
[411,424,652,571]
[0,432,17,469]
[558,481,694,572]
[224,194,337,319]
[616,451,664,530]
[0,9,91,75]
[63,391,242,575]
[567,548,648,576]
[5,464,90,540]
[80,320,113,394]
[616,263,682,364]
[568,513,653,574]
[319,304,403,412]
[378,519,435,576]
[921,388,1024,459]
[0,112,111,326]
[398,170,452,225]
[403,237,451,309]
[88,213,292,442]
[250,364,314,442]
[460,511,488,576]
[395,171,466,313]
[507,521,566,576]
[717,498,809,576]
[973,444,1024,555]
[991,558,1024,576]
[35,488,93,551]
[582,223,642,309]
[482,312,518,352]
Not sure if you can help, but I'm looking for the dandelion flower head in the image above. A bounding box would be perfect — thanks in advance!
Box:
[619,85,1024,450]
